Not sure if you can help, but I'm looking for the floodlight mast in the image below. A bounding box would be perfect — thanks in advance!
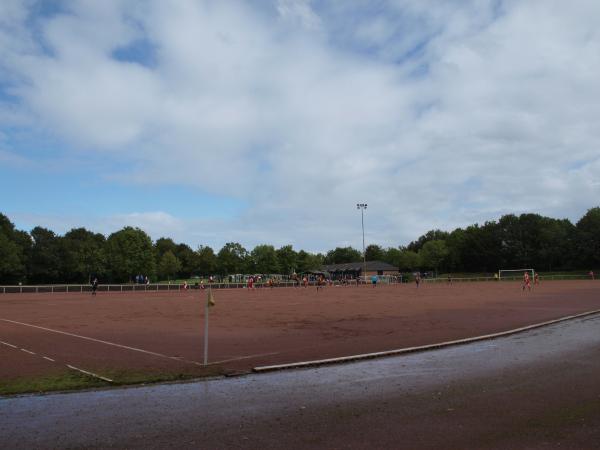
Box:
[357,203,367,283]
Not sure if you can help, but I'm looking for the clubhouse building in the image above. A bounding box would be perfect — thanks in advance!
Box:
[320,260,400,279]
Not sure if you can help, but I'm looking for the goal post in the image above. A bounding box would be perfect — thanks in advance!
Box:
[498,269,535,280]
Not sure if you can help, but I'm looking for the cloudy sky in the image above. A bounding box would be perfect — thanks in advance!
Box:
[1,0,599,252]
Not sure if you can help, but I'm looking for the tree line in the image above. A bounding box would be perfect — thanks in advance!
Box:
[0,207,598,284]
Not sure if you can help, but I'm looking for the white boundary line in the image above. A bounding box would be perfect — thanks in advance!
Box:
[0,318,201,364]
[67,365,114,383]
[0,337,113,383]
[253,309,600,372]
[208,351,281,365]
[1,317,270,368]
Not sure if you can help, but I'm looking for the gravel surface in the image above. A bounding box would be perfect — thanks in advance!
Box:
[2,281,599,379]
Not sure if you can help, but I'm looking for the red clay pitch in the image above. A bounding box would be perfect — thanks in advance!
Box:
[1,280,599,383]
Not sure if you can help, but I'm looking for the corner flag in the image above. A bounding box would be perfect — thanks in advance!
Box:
[207,288,215,307]
[204,287,215,366]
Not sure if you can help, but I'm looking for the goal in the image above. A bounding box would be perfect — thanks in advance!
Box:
[498,269,535,280]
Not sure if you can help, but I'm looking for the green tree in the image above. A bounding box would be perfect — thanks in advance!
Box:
[155,238,193,278]
[576,207,600,268]
[398,249,420,271]
[419,240,449,274]
[158,251,182,281]
[296,250,324,272]
[536,218,575,271]
[365,244,384,261]
[407,229,450,252]
[217,242,248,275]
[444,228,466,272]
[249,245,280,274]
[382,247,402,268]
[61,228,107,283]
[0,214,28,283]
[197,245,217,276]
[276,245,297,275]
[324,246,361,264]
[154,238,178,260]
[106,227,156,282]
[175,243,199,278]
[28,227,62,283]
[0,233,24,283]
[460,222,501,272]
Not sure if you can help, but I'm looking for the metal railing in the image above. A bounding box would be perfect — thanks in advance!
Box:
[423,274,595,283]
[0,282,298,294]
[1,274,594,294]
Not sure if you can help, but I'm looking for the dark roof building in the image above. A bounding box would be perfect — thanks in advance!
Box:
[321,260,399,277]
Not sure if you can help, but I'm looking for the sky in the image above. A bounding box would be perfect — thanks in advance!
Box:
[1,0,599,252]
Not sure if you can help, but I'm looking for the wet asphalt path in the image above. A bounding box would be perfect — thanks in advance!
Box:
[2,314,600,449]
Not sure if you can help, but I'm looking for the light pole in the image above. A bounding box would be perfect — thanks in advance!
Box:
[357,203,367,283]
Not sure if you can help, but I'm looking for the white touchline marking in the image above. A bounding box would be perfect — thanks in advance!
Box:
[0,340,18,348]
[207,351,280,365]
[67,365,113,383]
[0,318,202,365]
[21,348,36,355]
[43,356,55,362]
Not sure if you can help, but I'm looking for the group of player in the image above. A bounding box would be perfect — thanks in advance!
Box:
[248,273,375,291]
[522,271,540,291]
[246,275,296,290]
[90,268,593,296]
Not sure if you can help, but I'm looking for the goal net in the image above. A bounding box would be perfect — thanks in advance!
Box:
[498,269,535,280]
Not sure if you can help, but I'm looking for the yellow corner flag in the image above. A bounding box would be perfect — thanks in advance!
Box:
[207,288,216,308]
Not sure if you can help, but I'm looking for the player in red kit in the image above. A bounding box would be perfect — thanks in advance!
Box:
[523,271,531,291]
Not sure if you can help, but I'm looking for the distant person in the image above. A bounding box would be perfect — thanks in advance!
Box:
[415,273,421,288]
[447,274,452,285]
[302,276,308,288]
[247,276,254,290]
[522,271,531,291]
[183,281,188,290]
[371,275,378,287]
[534,272,540,286]
[316,275,325,292]
[589,270,595,280]
[91,278,98,296]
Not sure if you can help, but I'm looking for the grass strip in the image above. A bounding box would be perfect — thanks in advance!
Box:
[0,371,109,396]
[1,365,227,396]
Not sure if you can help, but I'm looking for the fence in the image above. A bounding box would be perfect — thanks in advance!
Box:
[0,277,409,294]
[1,274,594,294]
[0,281,300,294]
[423,274,595,283]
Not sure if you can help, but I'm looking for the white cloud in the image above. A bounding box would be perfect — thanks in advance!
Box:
[2,1,600,250]
[276,0,322,30]
[106,211,184,236]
